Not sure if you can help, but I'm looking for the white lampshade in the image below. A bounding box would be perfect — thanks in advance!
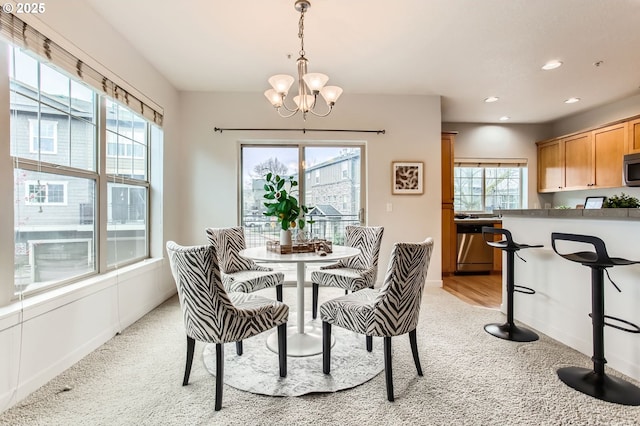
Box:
[302,73,329,92]
[268,74,295,94]
[293,95,315,112]
[264,89,283,107]
[320,86,343,105]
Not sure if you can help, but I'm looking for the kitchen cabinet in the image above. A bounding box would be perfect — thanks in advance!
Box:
[537,139,562,192]
[537,122,627,192]
[592,122,626,188]
[627,117,640,154]
[441,132,457,275]
[563,132,591,189]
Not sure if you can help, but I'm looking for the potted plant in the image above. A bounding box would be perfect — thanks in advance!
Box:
[603,193,640,208]
[262,172,311,245]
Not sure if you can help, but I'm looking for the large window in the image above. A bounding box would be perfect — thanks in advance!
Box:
[454,161,527,212]
[9,45,154,294]
[240,145,364,248]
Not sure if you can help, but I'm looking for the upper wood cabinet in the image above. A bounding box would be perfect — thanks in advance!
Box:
[592,123,626,188]
[537,121,627,192]
[563,132,592,190]
[537,139,562,192]
[627,117,640,154]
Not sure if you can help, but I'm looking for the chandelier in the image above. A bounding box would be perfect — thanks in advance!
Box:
[264,0,343,120]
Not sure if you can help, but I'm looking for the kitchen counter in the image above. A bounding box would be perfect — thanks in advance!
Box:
[499,214,640,382]
[500,208,640,220]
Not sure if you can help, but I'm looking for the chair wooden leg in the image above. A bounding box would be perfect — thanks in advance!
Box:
[323,321,331,374]
[366,335,373,352]
[215,343,224,411]
[276,284,283,303]
[236,341,243,356]
[409,329,423,376]
[384,336,394,402]
[183,336,195,386]
[278,323,287,377]
[312,283,319,319]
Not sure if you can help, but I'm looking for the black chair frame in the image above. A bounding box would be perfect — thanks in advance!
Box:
[551,232,640,406]
[482,227,542,342]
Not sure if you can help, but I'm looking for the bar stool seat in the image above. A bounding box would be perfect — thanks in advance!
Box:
[551,232,640,406]
[482,227,542,342]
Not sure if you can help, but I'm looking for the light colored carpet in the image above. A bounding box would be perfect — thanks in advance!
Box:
[2,285,640,426]
[202,312,384,396]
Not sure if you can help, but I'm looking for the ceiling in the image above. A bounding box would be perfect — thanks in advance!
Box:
[85,0,640,124]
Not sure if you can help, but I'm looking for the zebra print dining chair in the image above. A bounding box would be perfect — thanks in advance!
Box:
[206,227,285,302]
[311,225,384,319]
[166,241,289,411]
[320,237,434,402]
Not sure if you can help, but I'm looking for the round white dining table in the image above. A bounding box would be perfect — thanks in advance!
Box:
[239,245,360,357]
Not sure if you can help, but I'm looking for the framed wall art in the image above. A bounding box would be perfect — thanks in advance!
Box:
[391,161,424,195]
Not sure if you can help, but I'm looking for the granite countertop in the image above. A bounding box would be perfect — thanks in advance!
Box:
[500,208,640,220]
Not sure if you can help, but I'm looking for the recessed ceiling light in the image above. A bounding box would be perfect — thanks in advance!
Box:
[484,96,499,103]
[565,97,580,104]
[542,60,563,70]
[499,116,510,121]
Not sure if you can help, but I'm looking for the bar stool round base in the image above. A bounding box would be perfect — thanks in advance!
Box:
[484,322,539,342]
[557,366,640,406]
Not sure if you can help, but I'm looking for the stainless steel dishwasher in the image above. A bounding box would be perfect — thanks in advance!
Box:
[456,223,494,273]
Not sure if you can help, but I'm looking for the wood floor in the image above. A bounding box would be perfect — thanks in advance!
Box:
[442,273,502,309]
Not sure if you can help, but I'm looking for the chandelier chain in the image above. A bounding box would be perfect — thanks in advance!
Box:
[298,8,305,57]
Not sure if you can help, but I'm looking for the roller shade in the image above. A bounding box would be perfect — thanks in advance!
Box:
[0,11,163,126]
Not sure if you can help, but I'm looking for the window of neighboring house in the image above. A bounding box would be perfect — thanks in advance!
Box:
[315,169,320,184]
[341,161,349,179]
[28,119,58,154]
[25,180,67,205]
[454,160,527,212]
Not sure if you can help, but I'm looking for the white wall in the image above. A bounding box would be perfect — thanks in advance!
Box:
[441,122,551,209]
[550,92,640,137]
[178,92,443,281]
[0,3,181,411]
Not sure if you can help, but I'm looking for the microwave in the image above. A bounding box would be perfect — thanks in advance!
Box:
[624,153,640,186]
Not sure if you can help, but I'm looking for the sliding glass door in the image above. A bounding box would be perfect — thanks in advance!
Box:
[240,144,364,248]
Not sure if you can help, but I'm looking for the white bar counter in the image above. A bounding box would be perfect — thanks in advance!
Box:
[499,209,640,381]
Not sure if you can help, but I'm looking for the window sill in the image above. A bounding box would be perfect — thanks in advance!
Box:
[0,257,164,332]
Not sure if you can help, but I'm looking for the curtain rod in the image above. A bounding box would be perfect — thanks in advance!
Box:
[214,127,386,134]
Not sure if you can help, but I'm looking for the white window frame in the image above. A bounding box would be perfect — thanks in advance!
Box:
[24,180,68,205]
[453,158,527,212]
[28,119,58,154]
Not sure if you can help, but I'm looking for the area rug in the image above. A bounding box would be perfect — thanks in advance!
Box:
[202,312,385,396]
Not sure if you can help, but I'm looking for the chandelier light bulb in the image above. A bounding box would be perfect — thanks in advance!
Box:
[320,86,343,105]
[302,73,329,92]
[264,89,283,107]
[268,74,295,94]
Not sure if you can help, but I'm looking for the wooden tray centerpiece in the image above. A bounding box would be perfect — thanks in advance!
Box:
[266,239,333,255]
